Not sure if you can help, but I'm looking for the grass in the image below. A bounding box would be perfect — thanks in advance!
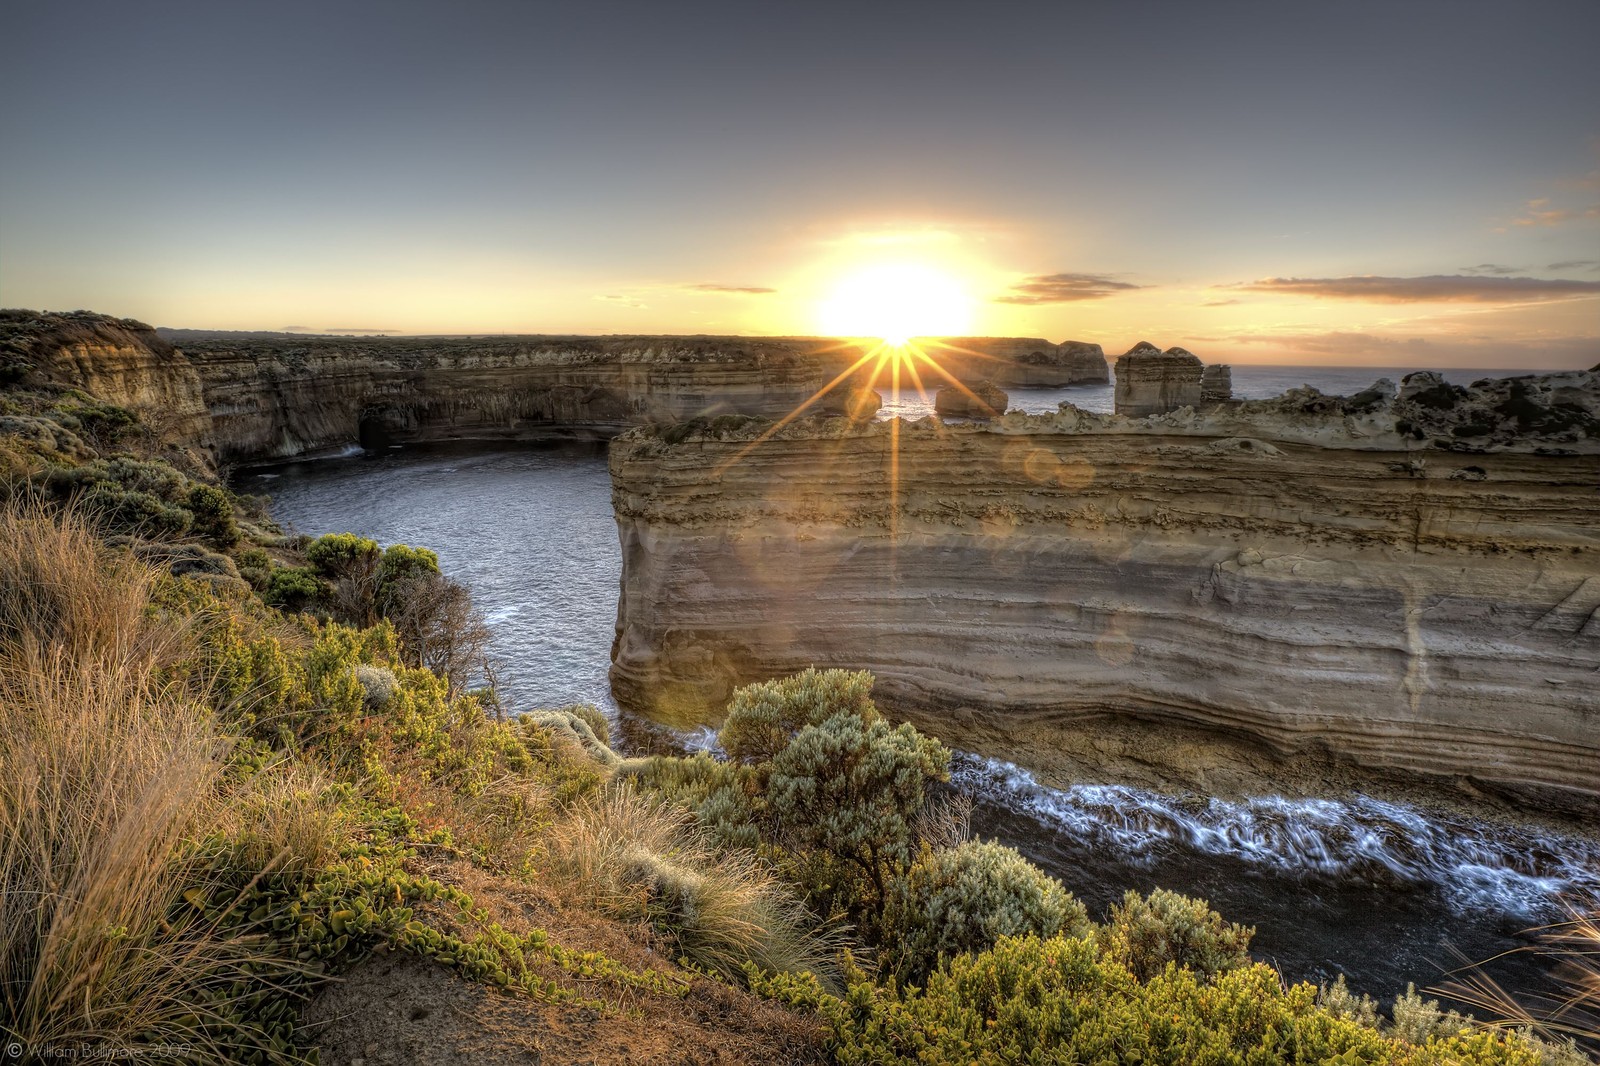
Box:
[549,785,838,986]
[0,503,289,1057]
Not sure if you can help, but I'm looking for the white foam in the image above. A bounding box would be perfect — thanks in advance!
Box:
[953,754,1600,919]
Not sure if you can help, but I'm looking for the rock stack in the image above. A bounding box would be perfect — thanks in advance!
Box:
[1113,343,1204,416]
[1200,362,1233,404]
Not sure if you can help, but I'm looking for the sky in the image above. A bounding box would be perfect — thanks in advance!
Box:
[2,0,1598,367]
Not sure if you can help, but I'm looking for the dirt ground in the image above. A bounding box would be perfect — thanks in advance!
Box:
[298,862,829,1066]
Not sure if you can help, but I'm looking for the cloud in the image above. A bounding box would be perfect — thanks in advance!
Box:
[594,294,648,309]
[1549,259,1600,272]
[683,283,777,295]
[995,273,1142,305]
[1211,330,1598,369]
[1199,298,1242,307]
[1511,197,1600,227]
[1460,263,1519,275]
[1229,274,1600,303]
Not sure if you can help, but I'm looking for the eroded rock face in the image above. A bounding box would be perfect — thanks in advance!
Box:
[610,371,1600,814]
[934,380,1008,419]
[1113,342,1205,416]
[12,314,838,463]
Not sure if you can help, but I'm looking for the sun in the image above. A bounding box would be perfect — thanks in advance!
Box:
[817,262,974,346]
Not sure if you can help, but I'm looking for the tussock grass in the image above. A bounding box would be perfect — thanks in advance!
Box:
[0,503,282,1056]
[549,786,838,986]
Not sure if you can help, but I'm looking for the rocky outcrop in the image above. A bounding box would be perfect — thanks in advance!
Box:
[1113,342,1207,415]
[610,371,1600,814]
[933,380,1008,419]
[2,310,212,445]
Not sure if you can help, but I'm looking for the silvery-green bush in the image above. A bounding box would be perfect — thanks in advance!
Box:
[884,840,1090,983]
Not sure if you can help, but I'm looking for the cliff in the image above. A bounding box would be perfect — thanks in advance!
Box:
[9,313,1112,465]
[610,371,1600,814]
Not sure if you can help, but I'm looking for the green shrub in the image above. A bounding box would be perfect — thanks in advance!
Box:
[751,934,1540,1066]
[883,840,1090,983]
[766,709,949,905]
[186,484,240,547]
[262,566,325,610]
[377,542,439,588]
[305,532,379,576]
[719,667,878,764]
[1391,983,1474,1045]
[1099,887,1255,983]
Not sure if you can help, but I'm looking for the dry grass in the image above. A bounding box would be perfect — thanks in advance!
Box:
[1440,899,1600,1057]
[548,786,838,986]
[0,502,283,1056]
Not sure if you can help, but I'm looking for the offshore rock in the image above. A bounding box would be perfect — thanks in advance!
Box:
[1113,342,1205,416]
[925,337,1110,387]
[1200,362,1234,404]
[818,385,883,420]
[609,370,1600,815]
[934,380,1009,419]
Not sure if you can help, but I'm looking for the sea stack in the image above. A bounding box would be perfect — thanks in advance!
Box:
[1114,342,1232,416]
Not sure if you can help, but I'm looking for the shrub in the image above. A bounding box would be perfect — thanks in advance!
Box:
[1099,887,1255,983]
[187,483,240,547]
[751,934,1540,1066]
[883,840,1091,983]
[766,708,949,904]
[381,570,491,692]
[305,532,379,576]
[354,663,399,709]
[1319,974,1380,1028]
[720,667,878,764]
[262,565,325,610]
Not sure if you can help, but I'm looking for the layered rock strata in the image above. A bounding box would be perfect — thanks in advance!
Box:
[610,371,1600,813]
[1114,342,1215,415]
[10,314,837,464]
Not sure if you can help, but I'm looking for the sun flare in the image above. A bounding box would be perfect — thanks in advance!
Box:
[817,262,974,346]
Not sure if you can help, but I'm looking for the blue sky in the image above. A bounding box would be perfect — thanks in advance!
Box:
[3,0,1597,365]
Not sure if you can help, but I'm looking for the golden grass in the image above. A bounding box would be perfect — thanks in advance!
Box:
[0,502,282,1056]
[548,786,839,986]
[1440,899,1600,1057]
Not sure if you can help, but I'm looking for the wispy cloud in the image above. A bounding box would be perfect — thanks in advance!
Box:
[1460,263,1519,275]
[1510,197,1600,227]
[1199,298,1242,307]
[995,273,1142,305]
[1229,274,1600,303]
[1215,330,1598,369]
[683,283,777,295]
[1550,259,1600,272]
[594,294,648,309]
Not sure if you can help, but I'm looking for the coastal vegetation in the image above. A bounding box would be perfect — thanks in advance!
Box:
[1,352,1593,1063]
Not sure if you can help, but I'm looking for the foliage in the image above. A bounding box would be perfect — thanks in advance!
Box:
[882,840,1091,984]
[719,666,878,764]
[1319,974,1381,1028]
[765,707,950,907]
[751,934,1545,1066]
[1099,886,1256,983]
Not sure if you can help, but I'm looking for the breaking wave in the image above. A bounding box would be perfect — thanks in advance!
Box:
[954,754,1600,919]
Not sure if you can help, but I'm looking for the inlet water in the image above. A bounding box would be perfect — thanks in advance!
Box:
[248,364,1595,1015]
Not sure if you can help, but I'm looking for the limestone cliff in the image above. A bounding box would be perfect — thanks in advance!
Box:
[8,313,836,464]
[610,371,1600,814]
[11,313,1112,464]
